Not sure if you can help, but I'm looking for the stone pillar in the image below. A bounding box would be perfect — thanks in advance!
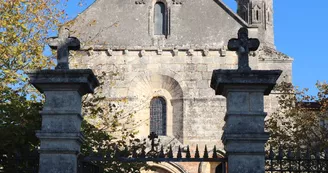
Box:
[211,70,281,173]
[28,69,99,173]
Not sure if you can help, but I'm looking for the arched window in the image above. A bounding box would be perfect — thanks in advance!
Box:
[150,97,167,135]
[154,2,167,35]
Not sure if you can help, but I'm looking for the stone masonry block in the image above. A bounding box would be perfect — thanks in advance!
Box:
[227,92,249,112]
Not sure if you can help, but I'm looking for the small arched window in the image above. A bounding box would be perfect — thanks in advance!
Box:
[154,2,167,35]
[150,97,167,135]
[256,10,259,21]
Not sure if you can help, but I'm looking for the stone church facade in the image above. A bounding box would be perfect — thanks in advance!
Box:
[68,0,292,172]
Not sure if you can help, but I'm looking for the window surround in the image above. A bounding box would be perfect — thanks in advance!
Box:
[148,0,171,38]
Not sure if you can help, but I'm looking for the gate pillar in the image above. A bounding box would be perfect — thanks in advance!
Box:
[211,70,281,173]
[29,69,99,173]
[211,28,282,173]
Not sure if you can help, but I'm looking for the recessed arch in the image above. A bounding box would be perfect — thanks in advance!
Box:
[127,73,184,142]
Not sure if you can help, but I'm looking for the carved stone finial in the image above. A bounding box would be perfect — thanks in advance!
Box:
[228,27,260,71]
[47,26,80,69]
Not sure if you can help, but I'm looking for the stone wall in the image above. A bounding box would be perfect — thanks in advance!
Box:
[71,48,292,149]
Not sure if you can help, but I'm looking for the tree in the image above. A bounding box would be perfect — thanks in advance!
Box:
[0,1,64,171]
[266,81,328,151]
[0,1,147,172]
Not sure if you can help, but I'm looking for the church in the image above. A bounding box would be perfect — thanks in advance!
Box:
[68,0,293,172]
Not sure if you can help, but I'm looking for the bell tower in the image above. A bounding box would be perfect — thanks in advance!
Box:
[236,0,274,48]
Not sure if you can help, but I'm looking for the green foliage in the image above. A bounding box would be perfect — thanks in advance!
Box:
[81,72,147,173]
[0,0,147,172]
[266,81,328,150]
[0,88,42,172]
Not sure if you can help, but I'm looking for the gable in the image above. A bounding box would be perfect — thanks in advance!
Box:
[68,0,248,49]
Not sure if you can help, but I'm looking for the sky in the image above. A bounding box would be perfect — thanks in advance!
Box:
[65,0,327,96]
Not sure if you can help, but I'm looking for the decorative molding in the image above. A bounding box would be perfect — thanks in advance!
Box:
[203,47,209,56]
[220,46,227,57]
[172,48,179,56]
[140,49,146,57]
[172,0,183,5]
[87,49,94,56]
[135,0,145,4]
[157,49,163,55]
[187,49,194,56]
[105,49,113,56]
[123,49,129,55]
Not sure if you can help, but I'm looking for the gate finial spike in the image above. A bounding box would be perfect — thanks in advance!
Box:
[277,146,283,160]
[306,147,311,159]
[159,145,165,158]
[195,145,200,158]
[168,145,173,158]
[114,146,120,158]
[132,147,138,158]
[186,146,191,158]
[177,146,182,158]
[213,145,218,158]
[287,148,293,159]
[140,146,146,158]
[296,147,301,159]
[315,148,320,160]
[269,146,274,159]
[203,145,208,158]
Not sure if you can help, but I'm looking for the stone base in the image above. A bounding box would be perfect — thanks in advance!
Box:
[228,154,265,173]
[39,153,78,173]
[28,69,99,173]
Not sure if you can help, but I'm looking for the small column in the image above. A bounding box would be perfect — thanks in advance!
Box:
[29,69,99,173]
[211,28,282,173]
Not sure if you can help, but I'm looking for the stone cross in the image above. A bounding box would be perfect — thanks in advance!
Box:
[47,27,80,69]
[228,27,260,71]
[148,132,158,152]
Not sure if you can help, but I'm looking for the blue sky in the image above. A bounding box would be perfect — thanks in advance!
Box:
[65,0,327,95]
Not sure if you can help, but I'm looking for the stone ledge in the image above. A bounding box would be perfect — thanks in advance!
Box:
[40,110,83,120]
[28,69,99,95]
[222,133,269,143]
[36,131,85,143]
[211,69,282,95]
[38,149,80,155]
[224,112,267,121]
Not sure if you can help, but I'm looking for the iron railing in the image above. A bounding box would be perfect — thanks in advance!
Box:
[265,147,328,172]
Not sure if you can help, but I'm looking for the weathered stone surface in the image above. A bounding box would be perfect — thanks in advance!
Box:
[211,69,282,95]
[29,69,99,173]
[68,0,247,48]
[211,68,281,173]
[65,0,293,172]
